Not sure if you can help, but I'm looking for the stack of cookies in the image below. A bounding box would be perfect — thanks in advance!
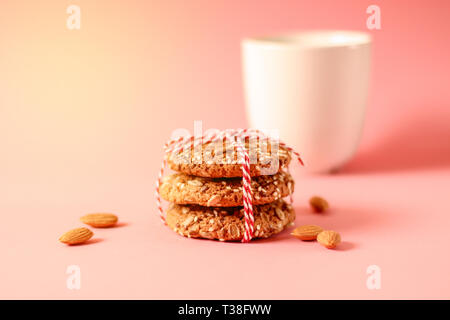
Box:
[159,139,295,241]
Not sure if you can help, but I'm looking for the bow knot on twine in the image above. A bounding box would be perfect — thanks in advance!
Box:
[155,129,304,243]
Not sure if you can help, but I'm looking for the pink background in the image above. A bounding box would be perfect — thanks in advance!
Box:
[1,0,450,299]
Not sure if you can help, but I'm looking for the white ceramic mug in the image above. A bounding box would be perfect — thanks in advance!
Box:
[242,30,372,173]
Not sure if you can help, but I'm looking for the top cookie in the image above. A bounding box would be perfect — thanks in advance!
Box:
[167,139,291,178]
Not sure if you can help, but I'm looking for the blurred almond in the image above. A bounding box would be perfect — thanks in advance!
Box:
[309,196,329,213]
[80,213,118,228]
[59,227,93,245]
[291,225,323,241]
[317,230,341,249]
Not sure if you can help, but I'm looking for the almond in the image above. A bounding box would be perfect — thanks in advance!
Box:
[291,225,323,241]
[317,230,341,249]
[59,227,93,245]
[80,213,118,228]
[309,196,329,213]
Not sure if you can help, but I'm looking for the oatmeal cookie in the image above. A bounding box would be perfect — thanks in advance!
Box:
[160,171,294,207]
[165,199,295,241]
[167,139,291,178]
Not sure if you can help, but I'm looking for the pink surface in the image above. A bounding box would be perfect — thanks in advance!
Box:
[1,0,450,299]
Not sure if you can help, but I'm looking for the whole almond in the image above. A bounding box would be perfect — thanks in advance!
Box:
[291,225,323,241]
[317,230,341,249]
[59,227,93,245]
[309,196,329,213]
[80,213,118,228]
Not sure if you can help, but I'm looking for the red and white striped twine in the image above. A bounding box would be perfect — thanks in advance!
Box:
[155,129,304,243]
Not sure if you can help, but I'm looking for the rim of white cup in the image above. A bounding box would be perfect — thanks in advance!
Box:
[242,30,372,49]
